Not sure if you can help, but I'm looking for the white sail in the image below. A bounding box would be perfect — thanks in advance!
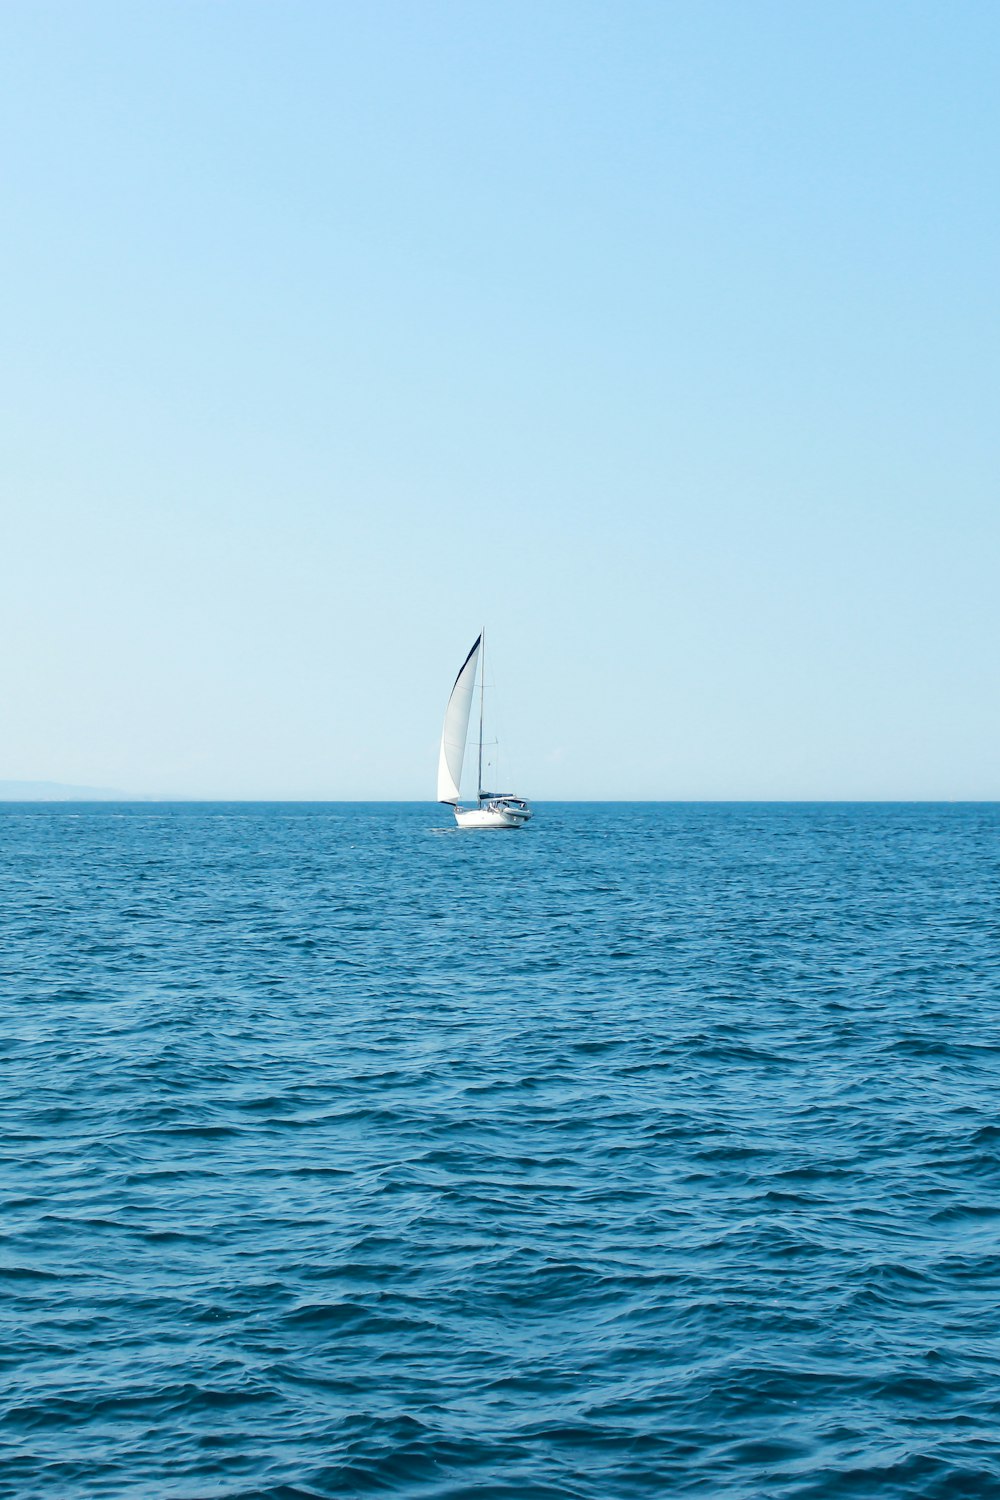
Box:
[437,633,482,803]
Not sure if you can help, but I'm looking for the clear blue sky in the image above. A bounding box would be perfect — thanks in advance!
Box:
[2,1,997,798]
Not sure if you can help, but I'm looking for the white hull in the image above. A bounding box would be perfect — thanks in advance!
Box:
[454,799,532,830]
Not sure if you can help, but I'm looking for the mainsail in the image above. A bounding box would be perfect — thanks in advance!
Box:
[437,633,482,803]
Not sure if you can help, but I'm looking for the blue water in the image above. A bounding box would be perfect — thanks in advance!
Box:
[2,802,999,1499]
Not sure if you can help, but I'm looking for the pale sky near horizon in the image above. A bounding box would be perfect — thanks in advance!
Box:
[2,1,998,799]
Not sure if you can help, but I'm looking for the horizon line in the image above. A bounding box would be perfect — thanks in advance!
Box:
[1,796,998,806]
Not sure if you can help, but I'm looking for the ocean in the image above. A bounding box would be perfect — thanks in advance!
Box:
[2,801,999,1498]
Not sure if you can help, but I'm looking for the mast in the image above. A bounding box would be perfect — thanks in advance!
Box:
[477,627,485,801]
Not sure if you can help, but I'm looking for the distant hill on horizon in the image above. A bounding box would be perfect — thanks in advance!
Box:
[0,780,130,801]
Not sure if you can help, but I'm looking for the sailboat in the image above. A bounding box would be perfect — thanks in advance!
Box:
[437,632,532,829]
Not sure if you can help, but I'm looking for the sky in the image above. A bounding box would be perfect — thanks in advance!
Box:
[2,0,998,799]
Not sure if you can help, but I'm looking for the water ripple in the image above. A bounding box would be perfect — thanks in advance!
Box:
[1,801,999,1497]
